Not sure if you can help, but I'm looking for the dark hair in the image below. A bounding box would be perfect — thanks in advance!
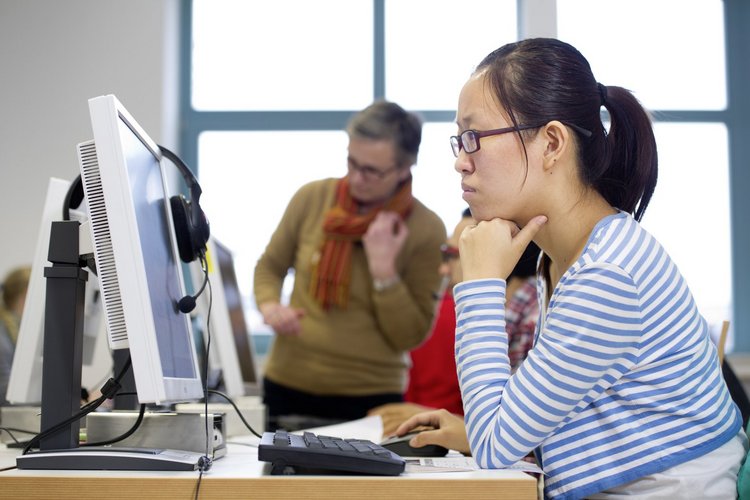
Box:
[2,266,30,311]
[346,100,423,168]
[475,38,657,221]
[509,242,540,279]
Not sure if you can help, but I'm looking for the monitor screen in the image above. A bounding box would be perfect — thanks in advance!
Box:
[214,239,258,389]
[79,94,203,404]
[117,118,194,380]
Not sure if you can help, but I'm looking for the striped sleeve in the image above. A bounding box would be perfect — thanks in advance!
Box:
[454,263,641,468]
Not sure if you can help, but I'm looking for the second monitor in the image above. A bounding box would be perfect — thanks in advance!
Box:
[191,236,260,398]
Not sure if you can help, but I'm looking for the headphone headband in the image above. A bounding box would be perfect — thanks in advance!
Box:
[64,145,209,264]
[158,146,202,202]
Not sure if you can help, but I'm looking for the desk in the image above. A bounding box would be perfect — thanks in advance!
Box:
[0,440,537,499]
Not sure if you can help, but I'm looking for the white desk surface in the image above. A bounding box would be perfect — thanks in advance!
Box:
[0,417,538,500]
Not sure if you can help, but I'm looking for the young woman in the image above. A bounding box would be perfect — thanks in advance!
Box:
[396,38,746,499]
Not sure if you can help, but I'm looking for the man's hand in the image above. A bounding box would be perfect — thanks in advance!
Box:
[259,302,305,336]
[362,211,408,280]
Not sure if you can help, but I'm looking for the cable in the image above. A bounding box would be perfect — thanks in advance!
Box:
[82,401,146,447]
[206,389,263,439]
[203,265,213,469]
[193,468,206,500]
[0,427,36,446]
[22,356,133,454]
[194,268,213,500]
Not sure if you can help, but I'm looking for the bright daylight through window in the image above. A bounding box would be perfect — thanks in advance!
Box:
[189,0,732,350]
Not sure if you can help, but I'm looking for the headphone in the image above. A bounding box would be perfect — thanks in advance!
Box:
[158,145,211,265]
[64,145,210,313]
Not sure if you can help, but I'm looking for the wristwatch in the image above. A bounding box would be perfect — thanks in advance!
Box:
[373,275,401,292]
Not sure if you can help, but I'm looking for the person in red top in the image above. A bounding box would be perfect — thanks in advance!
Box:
[370,209,539,436]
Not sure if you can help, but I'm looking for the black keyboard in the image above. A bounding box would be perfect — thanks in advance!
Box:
[258,430,405,476]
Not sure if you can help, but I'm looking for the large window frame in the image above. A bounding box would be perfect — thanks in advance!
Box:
[178,0,750,351]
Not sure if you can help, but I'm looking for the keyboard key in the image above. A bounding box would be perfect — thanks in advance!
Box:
[273,431,289,446]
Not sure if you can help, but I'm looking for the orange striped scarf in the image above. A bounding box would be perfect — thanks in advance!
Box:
[310,176,414,309]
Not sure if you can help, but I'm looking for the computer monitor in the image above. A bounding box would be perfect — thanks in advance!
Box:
[16,95,208,471]
[78,94,204,405]
[191,237,259,397]
[5,177,112,406]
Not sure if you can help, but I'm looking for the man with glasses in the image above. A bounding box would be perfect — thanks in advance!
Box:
[254,100,446,431]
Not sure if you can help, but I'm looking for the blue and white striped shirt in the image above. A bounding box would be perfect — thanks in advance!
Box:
[454,212,741,500]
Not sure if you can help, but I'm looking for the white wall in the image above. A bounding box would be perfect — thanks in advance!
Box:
[0,0,179,280]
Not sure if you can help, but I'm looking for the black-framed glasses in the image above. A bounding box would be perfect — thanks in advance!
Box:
[440,244,459,262]
[347,157,400,181]
[450,122,593,157]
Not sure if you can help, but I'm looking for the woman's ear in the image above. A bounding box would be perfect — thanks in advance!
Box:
[541,120,570,171]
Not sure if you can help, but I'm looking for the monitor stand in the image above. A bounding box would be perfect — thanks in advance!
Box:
[16,221,204,472]
[17,447,207,471]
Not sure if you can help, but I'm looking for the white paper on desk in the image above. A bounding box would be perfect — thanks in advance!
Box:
[409,456,544,475]
[298,415,383,443]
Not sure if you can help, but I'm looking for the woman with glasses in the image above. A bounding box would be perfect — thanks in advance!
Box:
[254,100,446,431]
[395,38,746,499]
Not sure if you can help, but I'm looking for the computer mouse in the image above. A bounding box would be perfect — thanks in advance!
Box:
[379,431,449,457]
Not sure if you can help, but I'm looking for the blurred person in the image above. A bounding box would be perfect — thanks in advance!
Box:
[1,265,31,406]
[254,100,446,430]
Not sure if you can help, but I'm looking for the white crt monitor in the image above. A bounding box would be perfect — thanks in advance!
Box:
[77,94,203,405]
[6,177,112,405]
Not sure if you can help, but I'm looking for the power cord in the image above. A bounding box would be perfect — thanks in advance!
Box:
[0,427,36,446]
[200,255,213,472]
[22,356,133,455]
[195,257,212,500]
[82,400,146,447]
[206,389,263,439]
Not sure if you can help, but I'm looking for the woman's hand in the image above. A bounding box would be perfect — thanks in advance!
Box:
[459,215,547,281]
[259,302,305,336]
[368,402,433,437]
[394,409,471,455]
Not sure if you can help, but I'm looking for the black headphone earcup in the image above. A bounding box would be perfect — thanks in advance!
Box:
[170,194,209,263]
[170,195,194,262]
[160,146,210,263]
[63,175,85,221]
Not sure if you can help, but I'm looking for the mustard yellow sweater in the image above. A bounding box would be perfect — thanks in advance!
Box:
[254,178,446,396]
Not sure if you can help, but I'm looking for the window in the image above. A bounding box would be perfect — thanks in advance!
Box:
[191,0,373,110]
[384,1,517,110]
[557,0,726,110]
[643,123,731,341]
[183,0,739,350]
[557,0,732,346]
